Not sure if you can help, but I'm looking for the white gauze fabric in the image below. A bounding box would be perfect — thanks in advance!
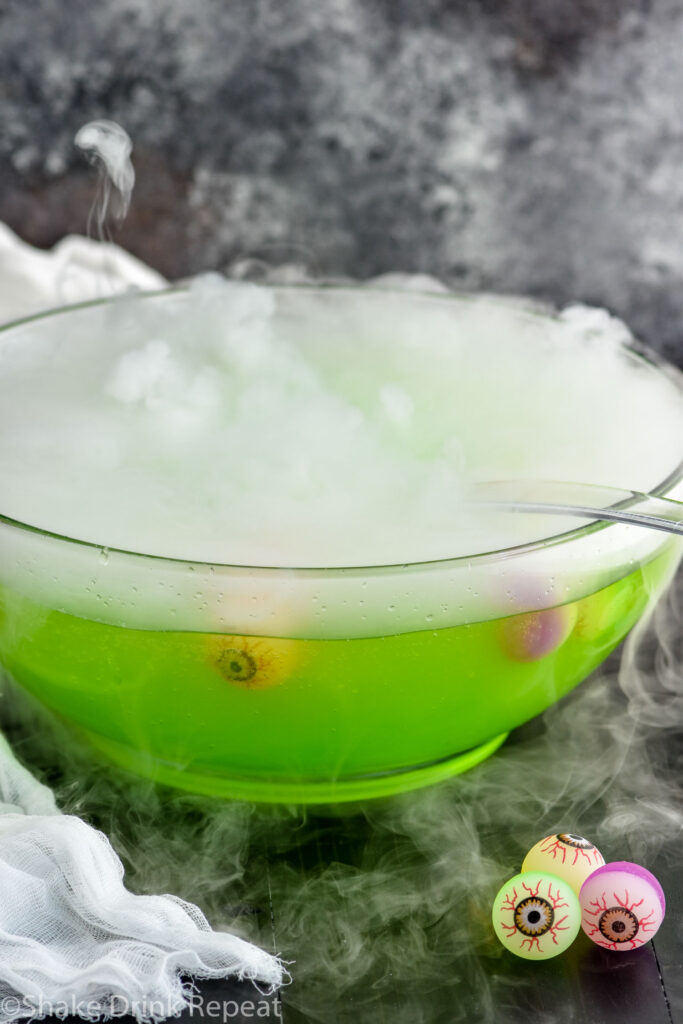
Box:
[0,223,167,322]
[0,226,285,1020]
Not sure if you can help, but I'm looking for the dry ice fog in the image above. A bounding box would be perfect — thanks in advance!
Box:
[0,275,681,567]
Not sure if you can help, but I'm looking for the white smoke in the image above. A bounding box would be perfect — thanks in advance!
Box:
[74,120,135,235]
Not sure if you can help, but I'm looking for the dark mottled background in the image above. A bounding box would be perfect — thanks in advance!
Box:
[2,0,683,363]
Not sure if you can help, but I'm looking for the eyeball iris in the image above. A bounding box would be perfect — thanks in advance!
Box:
[219,648,258,682]
[599,907,639,944]
[514,896,554,936]
[558,833,593,849]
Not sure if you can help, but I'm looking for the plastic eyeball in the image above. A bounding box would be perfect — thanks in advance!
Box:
[492,871,582,960]
[580,861,665,951]
[574,574,640,643]
[522,833,605,895]
[498,604,577,662]
[209,634,300,690]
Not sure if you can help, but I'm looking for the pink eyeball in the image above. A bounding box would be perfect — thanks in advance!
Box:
[579,861,665,951]
[498,603,577,662]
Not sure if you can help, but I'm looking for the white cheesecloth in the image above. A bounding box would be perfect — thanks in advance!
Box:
[0,224,285,1021]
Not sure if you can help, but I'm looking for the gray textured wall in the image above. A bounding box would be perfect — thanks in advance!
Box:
[2,0,683,364]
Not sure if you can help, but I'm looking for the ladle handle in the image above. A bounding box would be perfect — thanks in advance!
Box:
[472,480,683,537]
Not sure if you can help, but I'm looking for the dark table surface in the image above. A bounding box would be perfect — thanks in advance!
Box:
[166,723,683,1024]
[4,639,681,1024]
[4,721,679,1024]
[9,775,683,1024]
[173,848,681,1024]
[176,851,681,1024]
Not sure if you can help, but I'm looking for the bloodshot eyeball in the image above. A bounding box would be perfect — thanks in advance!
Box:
[492,871,582,960]
[522,833,605,895]
[580,862,665,951]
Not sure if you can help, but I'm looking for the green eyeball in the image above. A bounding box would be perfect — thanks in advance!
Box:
[492,870,582,960]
